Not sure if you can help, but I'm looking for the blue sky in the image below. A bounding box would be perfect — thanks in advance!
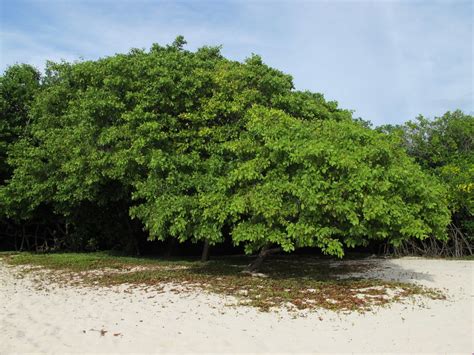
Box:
[1,0,472,125]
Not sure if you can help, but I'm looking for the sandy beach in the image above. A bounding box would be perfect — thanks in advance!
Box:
[0,257,472,354]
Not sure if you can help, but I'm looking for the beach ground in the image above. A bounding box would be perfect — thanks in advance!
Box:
[0,257,472,354]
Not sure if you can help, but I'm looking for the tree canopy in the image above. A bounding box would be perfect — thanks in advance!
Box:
[0,64,41,184]
[0,39,451,258]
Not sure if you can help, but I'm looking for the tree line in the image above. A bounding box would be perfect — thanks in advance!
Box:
[0,38,471,264]
[377,111,473,256]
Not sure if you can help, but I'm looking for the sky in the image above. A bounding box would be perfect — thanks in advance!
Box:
[1,0,472,126]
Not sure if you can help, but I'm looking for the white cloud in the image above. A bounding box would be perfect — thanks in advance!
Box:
[1,0,472,125]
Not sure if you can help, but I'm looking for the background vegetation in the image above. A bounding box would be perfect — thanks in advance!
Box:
[377,111,473,256]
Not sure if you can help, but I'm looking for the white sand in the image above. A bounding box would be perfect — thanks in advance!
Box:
[0,257,472,354]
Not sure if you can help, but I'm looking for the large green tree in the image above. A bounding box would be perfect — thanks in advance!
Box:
[1,38,451,261]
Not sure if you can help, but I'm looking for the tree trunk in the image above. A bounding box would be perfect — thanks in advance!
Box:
[164,238,176,257]
[24,225,30,250]
[14,231,18,251]
[245,245,281,273]
[201,239,210,262]
[19,225,26,251]
[34,224,39,252]
[451,223,472,256]
[125,218,140,256]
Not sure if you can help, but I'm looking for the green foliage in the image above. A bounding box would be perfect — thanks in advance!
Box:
[378,110,474,250]
[0,38,451,256]
[217,107,449,255]
[0,64,41,183]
